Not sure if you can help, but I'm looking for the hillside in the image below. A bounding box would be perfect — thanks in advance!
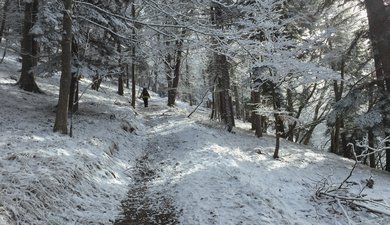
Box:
[1,54,390,225]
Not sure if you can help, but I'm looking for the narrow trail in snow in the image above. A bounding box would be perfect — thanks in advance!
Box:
[114,104,182,225]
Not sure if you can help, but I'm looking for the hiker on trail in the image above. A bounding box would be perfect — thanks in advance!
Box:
[140,88,150,107]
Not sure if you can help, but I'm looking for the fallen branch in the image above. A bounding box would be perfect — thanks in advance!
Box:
[337,199,353,225]
[187,89,209,118]
[317,191,390,216]
[353,201,390,216]
[318,191,383,202]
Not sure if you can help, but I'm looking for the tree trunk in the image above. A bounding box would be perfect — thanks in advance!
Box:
[364,0,390,171]
[234,84,240,119]
[272,85,283,158]
[130,2,136,107]
[118,75,124,95]
[210,2,234,132]
[210,86,219,120]
[250,91,256,130]
[286,88,294,141]
[301,99,325,145]
[273,118,281,159]
[0,0,10,43]
[367,129,376,168]
[68,72,79,113]
[18,0,40,93]
[331,73,344,155]
[215,54,234,132]
[68,39,79,113]
[253,90,262,137]
[53,0,73,134]
[168,38,183,107]
[31,0,39,64]
[386,143,390,172]
[365,0,390,91]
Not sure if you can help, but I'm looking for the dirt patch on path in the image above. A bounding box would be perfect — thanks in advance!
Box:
[114,149,178,225]
[114,108,180,225]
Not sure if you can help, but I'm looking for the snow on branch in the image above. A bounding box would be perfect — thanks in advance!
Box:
[355,136,390,159]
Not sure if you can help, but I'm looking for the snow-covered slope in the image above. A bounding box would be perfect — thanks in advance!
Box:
[1,53,390,225]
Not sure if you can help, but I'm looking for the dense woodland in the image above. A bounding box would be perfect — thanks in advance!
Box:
[1,0,389,171]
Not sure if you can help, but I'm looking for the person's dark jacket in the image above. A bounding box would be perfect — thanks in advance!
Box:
[140,88,150,99]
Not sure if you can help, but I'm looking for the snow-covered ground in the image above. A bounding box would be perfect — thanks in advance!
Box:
[1,52,390,225]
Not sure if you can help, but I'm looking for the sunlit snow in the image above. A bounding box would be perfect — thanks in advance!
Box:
[1,50,390,225]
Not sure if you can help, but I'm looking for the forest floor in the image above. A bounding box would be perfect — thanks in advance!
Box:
[1,51,390,225]
[114,105,183,225]
[114,98,390,225]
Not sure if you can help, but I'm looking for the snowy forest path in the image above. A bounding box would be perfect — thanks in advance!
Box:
[114,103,189,225]
[113,101,299,225]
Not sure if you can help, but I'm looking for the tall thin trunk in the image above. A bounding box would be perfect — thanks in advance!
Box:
[31,0,38,65]
[233,84,240,119]
[68,72,79,113]
[286,88,294,141]
[0,0,10,43]
[250,91,256,130]
[253,90,262,137]
[131,2,136,108]
[331,74,344,155]
[118,75,124,96]
[272,86,283,158]
[68,39,79,113]
[53,0,73,134]
[386,142,390,172]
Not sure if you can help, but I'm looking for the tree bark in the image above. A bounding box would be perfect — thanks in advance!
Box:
[53,0,73,134]
[365,0,390,91]
[68,39,79,113]
[118,74,124,96]
[68,72,79,113]
[250,91,256,130]
[386,142,390,172]
[253,90,262,137]
[215,54,234,131]
[131,2,136,108]
[0,0,10,43]
[168,37,183,107]
[210,2,235,132]
[286,88,294,141]
[364,0,390,171]
[18,0,40,93]
[233,84,240,119]
[272,86,283,158]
